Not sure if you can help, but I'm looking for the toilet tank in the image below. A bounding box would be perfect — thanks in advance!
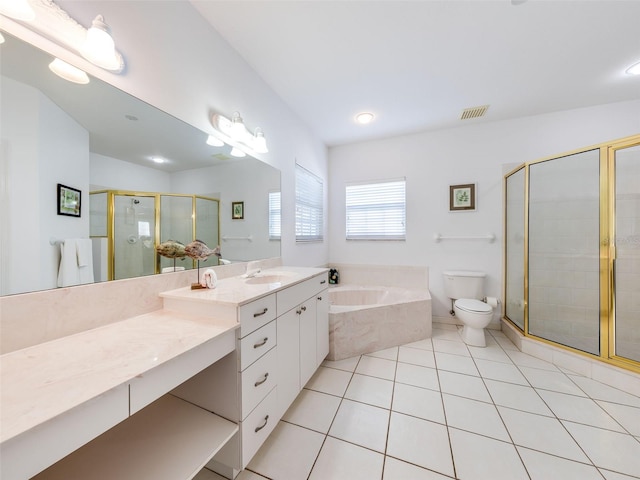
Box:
[443,271,485,300]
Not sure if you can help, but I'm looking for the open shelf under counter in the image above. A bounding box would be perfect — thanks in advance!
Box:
[33,394,238,480]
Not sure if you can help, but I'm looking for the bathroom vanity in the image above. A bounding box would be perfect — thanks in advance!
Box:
[0,266,328,480]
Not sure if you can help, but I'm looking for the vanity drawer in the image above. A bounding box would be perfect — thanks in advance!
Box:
[276,272,328,315]
[239,320,276,371]
[241,387,278,468]
[239,294,277,337]
[240,347,277,419]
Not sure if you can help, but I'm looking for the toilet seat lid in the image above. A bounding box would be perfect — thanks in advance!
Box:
[455,299,492,313]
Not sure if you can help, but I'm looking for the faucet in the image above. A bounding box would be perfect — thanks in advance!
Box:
[244,261,261,278]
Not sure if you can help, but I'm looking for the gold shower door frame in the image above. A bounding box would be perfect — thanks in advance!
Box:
[503,133,640,374]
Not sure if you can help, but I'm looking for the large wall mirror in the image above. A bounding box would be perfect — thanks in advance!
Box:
[0,32,281,296]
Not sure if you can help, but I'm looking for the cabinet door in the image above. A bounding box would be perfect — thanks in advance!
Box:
[276,308,300,418]
[299,300,317,388]
[316,291,329,366]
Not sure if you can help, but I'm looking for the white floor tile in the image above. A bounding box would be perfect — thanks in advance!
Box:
[489,331,520,351]
[322,355,361,372]
[599,469,640,480]
[484,379,553,416]
[475,358,529,385]
[329,399,390,453]
[438,370,492,403]
[282,389,341,434]
[468,344,513,364]
[563,421,640,477]
[399,346,436,368]
[309,436,384,480]
[383,457,452,480]
[395,362,440,391]
[236,471,268,480]
[568,375,640,408]
[520,367,587,396]
[434,352,479,376]
[506,350,560,371]
[305,366,353,397]
[517,446,603,480]
[194,469,229,480]
[366,346,399,361]
[345,373,394,409]
[596,400,640,436]
[404,338,434,351]
[449,428,529,480]
[355,355,397,381]
[432,338,470,356]
[392,382,445,424]
[498,406,590,463]
[443,394,510,442]
[432,327,464,342]
[247,421,325,480]
[387,412,455,477]
[537,390,626,432]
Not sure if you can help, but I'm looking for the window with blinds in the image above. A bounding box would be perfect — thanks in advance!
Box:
[346,179,406,240]
[295,164,324,242]
[268,191,281,240]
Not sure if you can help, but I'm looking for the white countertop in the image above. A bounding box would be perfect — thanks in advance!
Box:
[160,266,328,306]
[0,309,238,445]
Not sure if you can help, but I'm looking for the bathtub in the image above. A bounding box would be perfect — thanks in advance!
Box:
[327,285,432,361]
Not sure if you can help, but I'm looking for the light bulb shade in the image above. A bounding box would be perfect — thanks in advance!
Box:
[0,0,36,21]
[231,111,246,137]
[0,32,5,44]
[253,128,269,153]
[206,134,225,147]
[82,15,121,71]
[49,58,90,84]
[230,147,246,158]
[626,61,640,76]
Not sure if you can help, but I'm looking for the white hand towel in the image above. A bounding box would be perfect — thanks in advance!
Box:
[201,269,217,289]
[76,239,92,267]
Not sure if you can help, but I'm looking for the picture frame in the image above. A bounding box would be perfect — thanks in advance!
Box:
[232,201,244,220]
[57,183,81,217]
[449,183,476,211]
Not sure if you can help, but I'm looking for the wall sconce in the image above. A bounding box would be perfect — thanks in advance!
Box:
[0,1,125,75]
[209,111,269,156]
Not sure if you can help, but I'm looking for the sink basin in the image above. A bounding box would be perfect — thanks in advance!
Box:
[245,273,295,285]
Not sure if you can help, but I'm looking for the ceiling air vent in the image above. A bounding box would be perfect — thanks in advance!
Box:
[461,105,489,120]
[212,153,232,161]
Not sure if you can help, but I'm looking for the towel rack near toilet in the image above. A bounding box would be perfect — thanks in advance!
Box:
[434,233,495,243]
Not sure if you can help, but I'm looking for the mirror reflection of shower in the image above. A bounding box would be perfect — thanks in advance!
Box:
[116,195,156,280]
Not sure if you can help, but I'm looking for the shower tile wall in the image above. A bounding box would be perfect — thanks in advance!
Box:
[528,150,601,355]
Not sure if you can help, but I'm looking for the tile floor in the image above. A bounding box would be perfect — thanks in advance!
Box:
[222,325,640,480]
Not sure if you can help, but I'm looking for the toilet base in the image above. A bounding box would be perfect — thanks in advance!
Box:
[460,325,486,347]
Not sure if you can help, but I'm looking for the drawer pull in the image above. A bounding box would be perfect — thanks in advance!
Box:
[253,307,269,318]
[253,337,269,348]
[255,415,269,433]
[296,309,302,315]
[301,305,307,312]
[320,279,326,284]
[254,372,269,387]
[318,296,322,301]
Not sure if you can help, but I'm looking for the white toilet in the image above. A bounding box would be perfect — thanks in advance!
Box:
[443,271,494,347]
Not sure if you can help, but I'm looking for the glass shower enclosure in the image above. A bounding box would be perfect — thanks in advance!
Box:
[504,134,640,372]
[90,191,219,281]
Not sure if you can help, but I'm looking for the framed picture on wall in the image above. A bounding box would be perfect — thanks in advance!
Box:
[449,183,476,211]
[57,183,81,217]
[232,201,244,220]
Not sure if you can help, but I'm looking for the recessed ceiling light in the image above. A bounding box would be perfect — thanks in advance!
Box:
[626,61,640,76]
[355,112,375,124]
[151,156,165,164]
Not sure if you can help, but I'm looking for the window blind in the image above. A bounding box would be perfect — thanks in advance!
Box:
[295,164,323,242]
[346,179,406,240]
[268,191,281,240]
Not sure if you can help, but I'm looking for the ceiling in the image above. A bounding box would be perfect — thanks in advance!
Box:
[191,0,640,147]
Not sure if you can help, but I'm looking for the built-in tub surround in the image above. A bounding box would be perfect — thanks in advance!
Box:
[328,284,432,360]
[325,264,432,361]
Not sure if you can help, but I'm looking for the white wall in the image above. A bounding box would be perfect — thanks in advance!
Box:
[90,153,171,192]
[328,100,640,323]
[1,77,90,295]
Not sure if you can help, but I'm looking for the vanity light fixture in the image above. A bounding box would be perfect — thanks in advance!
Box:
[626,61,640,76]
[355,112,375,124]
[230,147,246,158]
[210,111,269,156]
[82,15,122,71]
[0,0,36,21]
[206,134,225,147]
[48,58,90,84]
